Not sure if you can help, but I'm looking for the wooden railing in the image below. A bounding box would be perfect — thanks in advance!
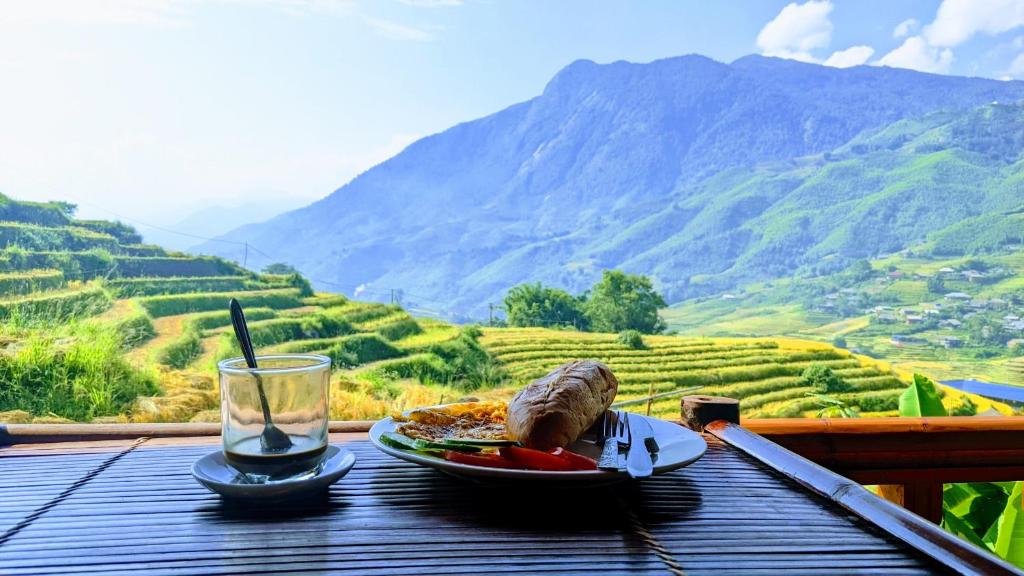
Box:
[742,416,1024,523]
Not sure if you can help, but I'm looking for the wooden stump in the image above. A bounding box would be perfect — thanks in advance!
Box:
[681,396,740,431]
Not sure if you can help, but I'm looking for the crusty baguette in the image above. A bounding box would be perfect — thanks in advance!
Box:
[506,360,619,450]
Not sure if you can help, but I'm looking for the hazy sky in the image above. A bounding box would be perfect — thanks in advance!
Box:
[2,0,1023,230]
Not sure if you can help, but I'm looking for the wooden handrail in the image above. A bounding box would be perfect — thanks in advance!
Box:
[707,420,1023,576]
[741,416,1024,524]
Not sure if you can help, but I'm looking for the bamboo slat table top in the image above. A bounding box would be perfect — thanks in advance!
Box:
[0,432,951,575]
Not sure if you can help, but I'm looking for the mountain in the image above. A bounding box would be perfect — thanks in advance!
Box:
[141,196,302,253]
[196,54,1024,317]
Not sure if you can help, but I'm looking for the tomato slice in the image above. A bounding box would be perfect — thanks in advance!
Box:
[548,447,598,471]
[499,446,575,471]
[444,450,521,469]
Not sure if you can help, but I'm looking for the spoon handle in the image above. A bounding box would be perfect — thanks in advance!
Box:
[229,298,258,369]
[229,299,275,425]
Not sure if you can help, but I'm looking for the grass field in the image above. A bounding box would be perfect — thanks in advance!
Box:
[475,327,990,419]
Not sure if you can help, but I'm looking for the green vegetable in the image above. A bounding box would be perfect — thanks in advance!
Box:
[379,432,420,451]
[380,432,486,453]
[411,438,482,452]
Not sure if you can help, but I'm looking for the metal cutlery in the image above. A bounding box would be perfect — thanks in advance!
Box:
[597,410,629,470]
[623,412,656,478]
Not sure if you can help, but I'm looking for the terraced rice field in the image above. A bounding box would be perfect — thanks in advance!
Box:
[479,328,907,418]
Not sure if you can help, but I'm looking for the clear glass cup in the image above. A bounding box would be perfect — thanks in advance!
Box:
[218,354,331,478]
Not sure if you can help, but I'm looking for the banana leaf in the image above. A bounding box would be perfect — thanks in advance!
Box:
[943,483,1010,546]
[898,374,947,417]
[993,481,1024,568]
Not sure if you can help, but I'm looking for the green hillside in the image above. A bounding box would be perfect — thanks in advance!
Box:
[664,248,1024,388]
[0,194,503,424]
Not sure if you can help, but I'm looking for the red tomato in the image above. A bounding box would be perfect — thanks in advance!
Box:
[548,447,597,470]
[499,446,575,471]
[444,450,520,469]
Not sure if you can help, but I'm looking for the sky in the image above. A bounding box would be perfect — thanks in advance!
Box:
[2,0,1024,235]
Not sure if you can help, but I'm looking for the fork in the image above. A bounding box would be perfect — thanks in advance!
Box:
[597,410,629,470]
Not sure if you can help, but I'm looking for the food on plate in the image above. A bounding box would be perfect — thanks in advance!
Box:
[392,401,508,443]
[506,360,619,450]
[378,361,620,472]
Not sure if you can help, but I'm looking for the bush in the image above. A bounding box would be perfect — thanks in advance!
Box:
[616,329,646,349]
[801,363,852,394]
[376,317,422,341]
[371,353,452,383]
[0,285,112,322]
[324,334,403,367]
[159,329,203,369]
[949,395,978,416]
[109,302,156,349]
[852,390,901,412]
[72,219,143,244]
[271,272,314,297]
[105,276,262,297]
[0,269,64,296]
[112,256,244,278]
[137,288,303,317]
[184,307,276,331]
[0,194,71,226]
[426,327,506,390]
[214,314,355,360]
[0,248,115,280]
[832,336,847,349]
[0,323,158,420]
[0,222,120,252]
[119,244,167,257]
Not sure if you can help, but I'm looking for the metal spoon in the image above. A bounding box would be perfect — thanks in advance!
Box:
[229,298,293,453]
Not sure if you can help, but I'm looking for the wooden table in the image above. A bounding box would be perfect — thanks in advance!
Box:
[0,426,1018,575]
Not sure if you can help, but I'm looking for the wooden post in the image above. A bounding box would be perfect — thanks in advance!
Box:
[878,483,944,524]
[681,396,740,431]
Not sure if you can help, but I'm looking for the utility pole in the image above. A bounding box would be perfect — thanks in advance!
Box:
[390,289,395,305]
[243,242,249,268]
[488,303,495,326]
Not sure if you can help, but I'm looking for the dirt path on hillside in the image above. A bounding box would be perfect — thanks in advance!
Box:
[126,314,188,365]
[94,298,135,323]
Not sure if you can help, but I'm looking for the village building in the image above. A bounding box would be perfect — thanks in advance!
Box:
[945,292,971,301]
[938,335,963,348]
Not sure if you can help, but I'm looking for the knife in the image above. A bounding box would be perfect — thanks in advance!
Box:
[625,414,656,478]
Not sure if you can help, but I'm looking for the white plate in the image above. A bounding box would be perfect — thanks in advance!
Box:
[369,413,706,483]
[192,445,356,500]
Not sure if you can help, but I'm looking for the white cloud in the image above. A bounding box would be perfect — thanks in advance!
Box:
[365,16,434,42]
[824,45,874,68]
[924,0,1024,48]
[877,36,954,74]
[892,18,918,38]
[756,1,833,63]
[1003,53,1024,79]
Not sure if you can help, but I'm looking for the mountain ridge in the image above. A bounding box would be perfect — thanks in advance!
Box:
[197,54,1024,317]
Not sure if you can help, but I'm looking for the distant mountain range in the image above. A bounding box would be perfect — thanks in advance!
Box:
[196,54,1024,318]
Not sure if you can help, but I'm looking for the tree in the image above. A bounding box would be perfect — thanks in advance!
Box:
[583,270,666,334]
[263,262,299,275]
[503,283,587,329]
[801,364,850,394]
[927,275,945,294]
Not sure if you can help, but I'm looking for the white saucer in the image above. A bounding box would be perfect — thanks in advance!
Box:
[191,445,356,500]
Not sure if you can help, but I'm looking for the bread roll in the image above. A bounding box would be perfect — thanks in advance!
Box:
[507,360,619,450]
